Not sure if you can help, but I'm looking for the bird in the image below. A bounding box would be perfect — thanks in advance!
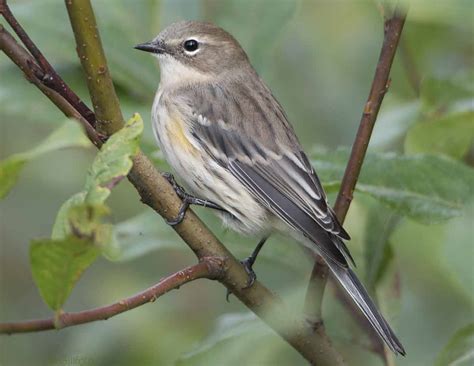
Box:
[135,20,405,356]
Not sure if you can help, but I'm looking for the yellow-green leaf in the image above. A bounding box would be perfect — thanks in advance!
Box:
[0,121,91,199]
[30,236,100,310]
[405,111,474,159]
[0,156,27,199]
[84,113,143,204]
[312,149,474,223]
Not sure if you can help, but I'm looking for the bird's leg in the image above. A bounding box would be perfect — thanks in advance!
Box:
[226,237,268,301]
[240,237,268,288]
[162,172,228,226]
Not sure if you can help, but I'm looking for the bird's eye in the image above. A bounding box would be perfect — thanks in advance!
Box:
[183,39,199,53]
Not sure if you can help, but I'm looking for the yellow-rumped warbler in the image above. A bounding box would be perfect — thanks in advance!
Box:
[135,21,405,355]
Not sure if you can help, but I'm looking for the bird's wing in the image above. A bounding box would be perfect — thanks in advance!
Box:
[174,82,406,355]
[176,82,352,266]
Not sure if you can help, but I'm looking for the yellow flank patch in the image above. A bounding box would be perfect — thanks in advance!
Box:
[166,113,197,154]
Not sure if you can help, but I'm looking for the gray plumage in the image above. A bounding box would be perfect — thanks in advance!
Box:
[137,20,405,355]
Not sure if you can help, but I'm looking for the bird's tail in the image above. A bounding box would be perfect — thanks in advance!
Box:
[326,258,406,356]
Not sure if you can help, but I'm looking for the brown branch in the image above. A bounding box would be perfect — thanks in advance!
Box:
[0,258,225,334]
[65,0,124,135]
[0,2,344,364]
[334,6,407,220]
[0,0,96,127]
[0,24,102,148]
[303,1,408,357]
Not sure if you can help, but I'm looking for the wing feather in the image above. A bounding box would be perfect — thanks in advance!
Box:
[178,82,352,265]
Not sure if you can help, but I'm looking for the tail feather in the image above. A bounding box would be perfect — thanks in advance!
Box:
[326,259,406,356]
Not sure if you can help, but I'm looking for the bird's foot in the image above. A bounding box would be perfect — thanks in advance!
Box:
[225,256,257,301]
[162,172,228,226]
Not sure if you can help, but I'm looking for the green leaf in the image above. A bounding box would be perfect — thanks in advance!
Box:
[51,114,143,240]
[405,111,474,159]
[84,113,143,204]
[51,192,87,239]
[312,149,474,223]
[0,121,91,199]
[30,236,100,311]
[363,201,400,292]
[68,204,113,247]
[0,156,27,199]
[31,115,142,310]
[420,74,474,113]
[436,324,474,366]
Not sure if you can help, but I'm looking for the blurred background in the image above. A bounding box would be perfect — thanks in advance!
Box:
[0,0,473,365]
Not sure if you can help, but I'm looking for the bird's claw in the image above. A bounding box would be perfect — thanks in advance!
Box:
[240,257,257,289]
[225,256,257,301]
[163,172,228,226]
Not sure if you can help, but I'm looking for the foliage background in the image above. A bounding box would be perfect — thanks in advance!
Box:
[0,0,472,365]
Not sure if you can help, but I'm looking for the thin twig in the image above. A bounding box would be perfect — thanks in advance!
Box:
[0,258,225,334]
[334,5,407,219]
[0,24,102,147]
[303,2,408,359]
[0,0,96,127]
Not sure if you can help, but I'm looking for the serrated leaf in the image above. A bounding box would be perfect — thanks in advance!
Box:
[0,121,91,199]
[51,114,143,241]
[405,111,474,159]
[32,115,143,310]
[30,236,100,310]
[312,149,474,223]
[436,324,474,366]
[84,113,143,204]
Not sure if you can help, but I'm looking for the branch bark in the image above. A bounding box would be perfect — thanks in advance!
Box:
[303,2,407,357]
[65,0,124,135]
[0,24,102,147]
[0,2,344,364]
[0,258,225,334]
[0,0,96,127]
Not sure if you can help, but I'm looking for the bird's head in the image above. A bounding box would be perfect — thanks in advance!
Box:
[135,21,250,85]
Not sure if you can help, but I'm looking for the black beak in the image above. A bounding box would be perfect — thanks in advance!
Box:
[134,40,165,54]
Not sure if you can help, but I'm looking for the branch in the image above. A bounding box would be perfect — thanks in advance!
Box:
[0,24,102,148]
[65,0,123,135]
[303,1,407,355]
[0,0,96,127]
[1,2,344,364]
[0,258,225,334]
[334,6,407,219]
